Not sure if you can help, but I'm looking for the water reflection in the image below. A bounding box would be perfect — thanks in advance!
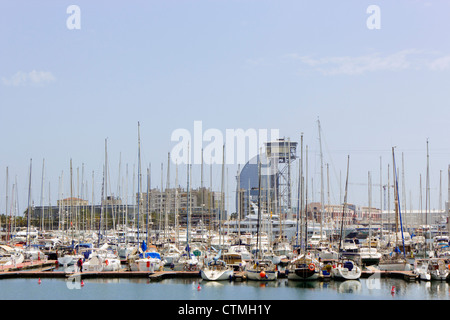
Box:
[336,280,361,294]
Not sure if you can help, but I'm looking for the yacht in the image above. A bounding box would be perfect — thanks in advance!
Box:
[359,247,381,266]
[200,252,234,281]
[223,213,298,242]
[333,259,362,280]
[245,259,278,281]
[287,253,321,281]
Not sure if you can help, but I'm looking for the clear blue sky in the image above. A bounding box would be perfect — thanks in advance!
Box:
[1,1,450,215]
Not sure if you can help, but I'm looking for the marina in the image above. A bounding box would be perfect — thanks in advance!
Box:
[1,124,450,301]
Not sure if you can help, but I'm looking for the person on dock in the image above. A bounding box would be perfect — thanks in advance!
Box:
[77,258,83,273]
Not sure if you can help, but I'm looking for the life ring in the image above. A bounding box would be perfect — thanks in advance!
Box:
[308,263,315,271]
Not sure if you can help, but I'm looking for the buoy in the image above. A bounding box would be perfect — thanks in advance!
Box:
[391,286,395,294]
[81,280,84,287]
[38,278,41,284]
[260,271,266,278]
[197,284,201,291]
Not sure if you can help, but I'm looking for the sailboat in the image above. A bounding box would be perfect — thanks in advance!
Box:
[245,159,278,281]
[332,259,362,281]
[128,241,165,272]
[413,259,431,281]
[287,252,322,280]
[428,258,449,281]
[200,250,234,281]
[378,148,411,272]
[360,172,381,267]
[334,156,361,281]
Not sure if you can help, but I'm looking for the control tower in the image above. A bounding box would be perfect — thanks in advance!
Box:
[264,138,298,217]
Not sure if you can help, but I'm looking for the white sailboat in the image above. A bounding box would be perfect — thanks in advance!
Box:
[332,259,362,280]
[428,258,449,281]
[245,160,278,281]
[413,259,431,281]
[359,247,381,266]
[200,250,234,281]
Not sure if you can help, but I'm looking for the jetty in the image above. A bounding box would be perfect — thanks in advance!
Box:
[0,260,419,283]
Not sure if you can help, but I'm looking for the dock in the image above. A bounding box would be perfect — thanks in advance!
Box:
[0,260,419,282]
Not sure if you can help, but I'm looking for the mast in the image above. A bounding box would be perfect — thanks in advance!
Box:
[146,166,151,245]
[425,139,430,252]
[318,118,324,241]
[40,159,45,232]
[338,155,350,255]
[186,142,191,255]
[237,164,241,241]
[26,159,32,247]
[220,144,225,248]
[304,145,309,253]
[447,165,450,237]
[70,158,74,245]
[5,167,8,243]
[296,133,303,248]
[165,153,170,242]
[392,147,406,258]
[368,171,372,250]
[256,154,262,260]
[137,122,141,245]
[175,160,179,248]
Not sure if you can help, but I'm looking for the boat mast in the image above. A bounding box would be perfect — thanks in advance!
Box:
[368,171,372,250]
[392,147,406,258]
[237,164,241,241]
[146,165,151,245]
[165,153,170,243]
[40,159,45,232]
[338,155,350,255]
[186,142,191,255]
[256,155,262,260]
[137,122,141,245]
[318,118,324,241]
[304,146,309,253]
[220,144,225,248]
[425,139,431,253]
[296,133,303,248]
[447,165,450,237]
[26,159,32,247]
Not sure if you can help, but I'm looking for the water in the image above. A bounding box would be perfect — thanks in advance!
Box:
[1,277,449,300]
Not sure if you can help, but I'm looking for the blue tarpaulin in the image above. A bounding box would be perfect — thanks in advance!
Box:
[139,252,161,259]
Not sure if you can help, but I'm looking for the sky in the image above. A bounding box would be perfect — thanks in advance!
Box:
[1,0,450,216]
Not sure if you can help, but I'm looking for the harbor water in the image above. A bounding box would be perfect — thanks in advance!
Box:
[1,277,449,300]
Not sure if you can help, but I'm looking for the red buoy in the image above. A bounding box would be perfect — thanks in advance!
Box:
[260,271,266,278]
[38,278,41,285]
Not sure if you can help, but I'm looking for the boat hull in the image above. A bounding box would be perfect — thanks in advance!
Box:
[246,269,278,281]
[288,268,320,281]
[200,268,234,281]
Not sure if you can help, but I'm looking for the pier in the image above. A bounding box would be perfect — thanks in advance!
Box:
[0,260,420,282]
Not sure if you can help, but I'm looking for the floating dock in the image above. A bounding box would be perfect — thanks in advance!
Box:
[0,260,419,282]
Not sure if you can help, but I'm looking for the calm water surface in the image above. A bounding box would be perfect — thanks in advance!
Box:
[1,277,449,300]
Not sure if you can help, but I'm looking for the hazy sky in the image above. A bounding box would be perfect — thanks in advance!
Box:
[1,1,450,215]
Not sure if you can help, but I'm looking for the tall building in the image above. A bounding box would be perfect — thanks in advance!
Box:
[235,138,297,219]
